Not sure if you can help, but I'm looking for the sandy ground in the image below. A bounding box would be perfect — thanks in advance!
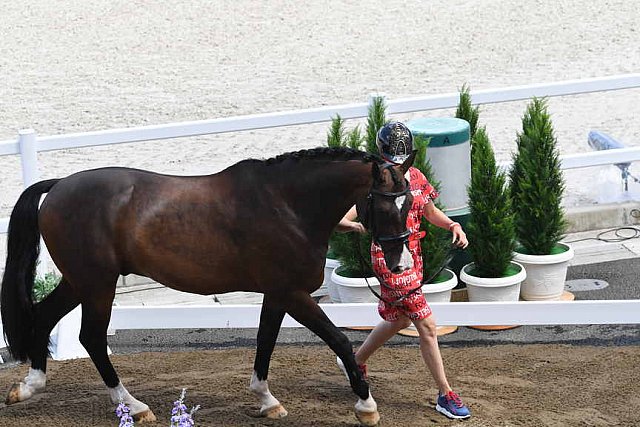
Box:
[1,5,639,425]
[0,344,638,426]
[1,0,640,219]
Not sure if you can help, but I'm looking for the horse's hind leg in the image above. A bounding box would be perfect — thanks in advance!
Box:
[250,294,288,419]
[5,277,79,404]
[76,277,157,423]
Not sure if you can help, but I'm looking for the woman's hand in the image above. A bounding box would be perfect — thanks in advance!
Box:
[342,220,366,234]
[336,205,366,234]
[451,224,468,248]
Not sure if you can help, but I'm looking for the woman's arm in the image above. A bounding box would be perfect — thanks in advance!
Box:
[335,205,366,234]
[423,202,469,248]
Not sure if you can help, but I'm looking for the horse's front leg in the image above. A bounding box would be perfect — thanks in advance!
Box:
[282,290,380,426]
[250,294,288,419]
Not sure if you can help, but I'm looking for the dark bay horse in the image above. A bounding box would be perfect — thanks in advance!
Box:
[1,146,416,426]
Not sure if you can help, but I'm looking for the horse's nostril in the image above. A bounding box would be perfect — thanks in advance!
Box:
[391,266,404,274]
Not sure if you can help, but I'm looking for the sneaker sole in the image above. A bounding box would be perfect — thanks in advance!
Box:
[436,404,471,419]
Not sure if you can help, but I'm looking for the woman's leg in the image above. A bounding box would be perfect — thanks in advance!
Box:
[412,315,452,394]
[354,316,411,364]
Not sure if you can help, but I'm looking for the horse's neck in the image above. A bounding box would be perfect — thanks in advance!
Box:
[283,160,372,238]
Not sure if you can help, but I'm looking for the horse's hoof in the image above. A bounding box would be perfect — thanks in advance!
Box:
[261,404,288,419]
[5,383,22,405]
[356,409,380,426]
[133,409,157,423]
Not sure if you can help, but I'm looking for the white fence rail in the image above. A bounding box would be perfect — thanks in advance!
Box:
[1,73,640,234]
[109,301,640,329]
[5,300,636,362]
[1,74,640,360]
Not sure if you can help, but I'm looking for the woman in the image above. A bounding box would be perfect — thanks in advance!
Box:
[336,121,471,420]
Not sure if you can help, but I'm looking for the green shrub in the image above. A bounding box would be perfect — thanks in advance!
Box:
[467,128,516,277]
[326,114,346,148]
[455,84,480,140]
[509,98,567,255]
[365,96,386,154]
[33,272,61,303]
[327,97,386,275]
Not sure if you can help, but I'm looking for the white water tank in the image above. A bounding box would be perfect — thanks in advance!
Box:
[406,118,471,212]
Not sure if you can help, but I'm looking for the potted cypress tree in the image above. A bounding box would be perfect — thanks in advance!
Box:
[329,98,385,303]
[325,114,370,302]
[323,115,348,302]
[509,98,574,301]
[396,135,459,337]
[414,135,457,301]
[460,127,526,305]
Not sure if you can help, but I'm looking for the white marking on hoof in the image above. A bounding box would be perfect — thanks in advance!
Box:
[249,371,287,418]
[109,382,151,418]
[355,392,380,426]
[5,368,46,404]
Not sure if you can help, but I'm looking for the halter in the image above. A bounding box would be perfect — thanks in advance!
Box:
[365,185,412,245]
[361,162,412,246]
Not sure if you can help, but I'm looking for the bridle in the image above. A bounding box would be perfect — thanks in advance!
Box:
[357,162,454,307]
[360,162,412,247]
[364,184,412,246]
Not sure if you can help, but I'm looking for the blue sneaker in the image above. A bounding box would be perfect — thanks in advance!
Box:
[436,391,471,419]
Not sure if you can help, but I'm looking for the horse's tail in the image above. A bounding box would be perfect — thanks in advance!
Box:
[1,179,60,361]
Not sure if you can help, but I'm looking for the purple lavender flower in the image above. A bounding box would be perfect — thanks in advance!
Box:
[170,389,200,427]
[115,400,135,427]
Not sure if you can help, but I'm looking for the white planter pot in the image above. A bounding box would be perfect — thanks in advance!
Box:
[421,268,458,303]
[460,262,526,302]
[323,258,342,302]
[513,243,575,301]
[397,269,459,337]
[331,267,380,303]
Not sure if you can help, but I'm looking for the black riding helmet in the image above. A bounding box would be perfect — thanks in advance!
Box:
[376,122,414,164]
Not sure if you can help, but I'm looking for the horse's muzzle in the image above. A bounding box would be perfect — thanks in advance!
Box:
[390,244,414,273]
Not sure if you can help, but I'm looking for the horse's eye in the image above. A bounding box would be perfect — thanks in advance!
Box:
[395,195,406,210]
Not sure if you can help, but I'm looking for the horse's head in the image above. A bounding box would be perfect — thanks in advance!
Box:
[357,150,417,274]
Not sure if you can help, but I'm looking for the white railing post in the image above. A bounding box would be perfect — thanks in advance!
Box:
[18,129,40,187]
[18,129,49,278]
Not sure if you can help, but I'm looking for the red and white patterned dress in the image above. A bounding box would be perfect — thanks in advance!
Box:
[371,166,439,321]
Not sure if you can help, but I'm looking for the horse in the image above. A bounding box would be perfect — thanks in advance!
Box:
[1,146,416,426]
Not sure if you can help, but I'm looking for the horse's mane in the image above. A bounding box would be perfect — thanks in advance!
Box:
[239,147,381,166]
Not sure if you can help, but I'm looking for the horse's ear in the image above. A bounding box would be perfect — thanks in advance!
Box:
[400,150,417,174]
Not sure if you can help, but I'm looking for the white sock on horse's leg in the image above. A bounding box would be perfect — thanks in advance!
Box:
[355,391,377,413]
[355,392,380,426]
[108,382,150,416]
[17,368,47,400]
[249,371,287,417]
